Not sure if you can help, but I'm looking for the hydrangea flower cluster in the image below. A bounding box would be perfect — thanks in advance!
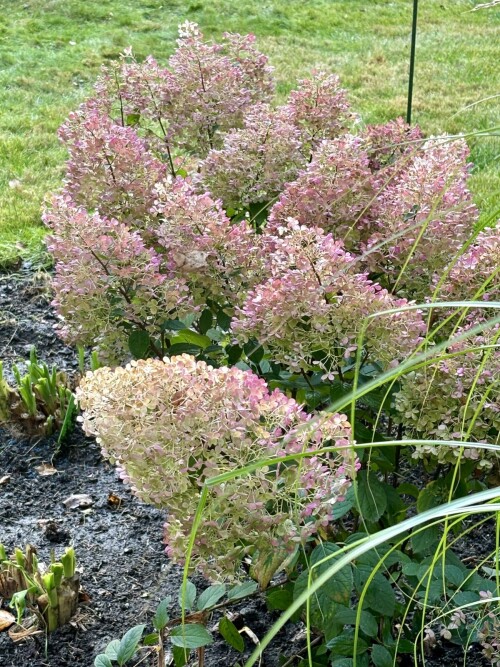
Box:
[76,355,356,583]
[437,222,500,307]
[280,71,353,149]
[395,325,500,468]
[94,23,274,157]
[267,134,374,245]
[198,104,305,209]
[150,178,266,306]
[363,137,478,299]
[232,221,425,375]
[363,117,423,173]
[59,99,166,223]
[44,195,191,362]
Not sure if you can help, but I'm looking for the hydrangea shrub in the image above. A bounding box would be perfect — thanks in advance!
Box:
[47,23,500,598]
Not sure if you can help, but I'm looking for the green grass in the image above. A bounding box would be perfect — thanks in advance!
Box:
[0,0,498,268]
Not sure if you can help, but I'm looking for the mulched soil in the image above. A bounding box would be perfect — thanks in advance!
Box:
[0,268,493,667]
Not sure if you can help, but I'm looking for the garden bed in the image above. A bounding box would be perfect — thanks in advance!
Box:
[0,268,493,667]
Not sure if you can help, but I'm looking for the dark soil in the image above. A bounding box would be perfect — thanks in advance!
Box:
[0,269,493,667]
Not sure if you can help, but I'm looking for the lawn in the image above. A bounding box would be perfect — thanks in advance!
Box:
[0,0,498,268]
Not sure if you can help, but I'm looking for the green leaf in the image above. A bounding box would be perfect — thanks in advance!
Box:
[225,344,242,364]
[206,327,224,342]
[116,624,145,665]
[332,485,355,519]
[94,656,113,667]
[173,645,189,667]
[198,309,213,334]
[161,319,187,331]
[355,471,388,523]
[365,573,395,617]
[105,639,120,660]
[355,565,395,617]
[196,584,226,611]
[266,588,293,612]
[125,113,141,126]
[333,606,378,638]
[142,632,160,646]
[411,523,440,555]
[326,629,369,655]
[153,596,171,631]
[178,581,197,610]
[170,330,211,349]
[216,309,232,330]
[397,482,420,499]
[128,330,150,359]
[219,616,244,652]
[444,565,465,588]
[244,340,264,363]
[170,624,213,649]
[371,644,393,667]
[294,543,353,625]
[227,580,258,601]
[417,478,449,513]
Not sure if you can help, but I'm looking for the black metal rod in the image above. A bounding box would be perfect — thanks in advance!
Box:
[407,0,419,124]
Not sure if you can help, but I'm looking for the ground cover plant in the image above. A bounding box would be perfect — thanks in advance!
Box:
[7,20,494,667]
[0,0,499,269]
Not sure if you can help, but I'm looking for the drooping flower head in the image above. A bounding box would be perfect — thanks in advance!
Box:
[77,355,356,582]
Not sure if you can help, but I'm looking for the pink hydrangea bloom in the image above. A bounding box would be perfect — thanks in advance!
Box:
[151,178,266,306]
[77,355,356,582]
[59,99,166,223]
[362,117,424,173]
[44,196,191,361]
[363,137,478,299]
[267,134,374,246]
[438,221,500,304]
[280,70,353,150]
[232,221,425,375]
[198,103,305,209]
[167,23,274,154]
[94,24,274,158]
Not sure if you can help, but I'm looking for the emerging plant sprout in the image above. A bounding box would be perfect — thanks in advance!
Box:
[0,544,79,633]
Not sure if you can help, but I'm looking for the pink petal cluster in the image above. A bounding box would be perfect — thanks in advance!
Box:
[150,178,266,306]
[362,117,424,173]
[197,104,305,209]
[437,221,500,306]
[267,134,374,245]
[94,24,274,157]
[395,324,500,468]
[168,23,274,154]
[280,70,353,149]
[232,221,425,375]
[363,137,478,298]
[59,99,166,223]
[44,196,191,361]
[76,355,356,580]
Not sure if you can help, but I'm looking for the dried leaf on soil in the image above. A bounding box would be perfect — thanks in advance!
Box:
[0,610,15,631]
